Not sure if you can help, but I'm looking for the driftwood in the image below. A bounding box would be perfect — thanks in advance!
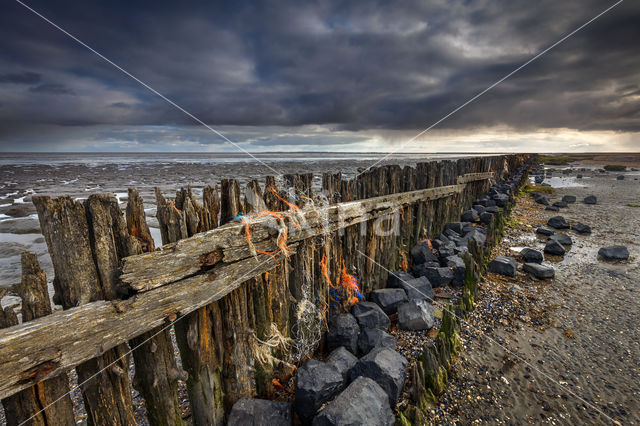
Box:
[0,252,75,426]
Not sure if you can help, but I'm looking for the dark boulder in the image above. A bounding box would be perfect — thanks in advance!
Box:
[549,233,572,246]
[480,212,494,224]
[536,227,555,236]
[598,246,629,261]
[326,347,358,382]
[295,360,344,420]
[386,271,413,288]
[351,302,390,330]
[411,262,441,277]
[617,175,625,180]
[348,348,408,406]
[562,195,576,203]
[459,228,486,246]
[228,398,292,426]
[547,216,569,229]
[369,288,408,315]
[461,209,479,222]
[410,242,438,265]
[472,204,486,214]
[488,256,517,277]
[520,248,543,264]
[552,201,568,208]
[327,314,359,354]
[413,266,453,287]
[390,275,434,302]
[544,239,566,256]
[577,174,583,178]
[397,300,435,331]
[583,195,597,204]
[357,328,397,355]
[534,194,550,206]
[523,263,555,280]
[444,222,465,235]
[493,193,509,207]
[572,223,592,234]
[485,205,499,213]
[312,377,394,426]
[446,255,466,286]
[546,205,560,212]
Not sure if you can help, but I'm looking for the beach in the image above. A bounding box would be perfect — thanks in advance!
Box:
[427,161,640,424]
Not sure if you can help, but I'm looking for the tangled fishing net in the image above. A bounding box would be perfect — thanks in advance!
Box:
[238,185,365,363]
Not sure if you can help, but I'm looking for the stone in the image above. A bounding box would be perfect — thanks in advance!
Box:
[598,246,629,261]
[412,266,453,288]
[572,223,591,234]
[488,256,517,277]
[577,174,583,178]
[544,239,565,256]
[472,204,486,214]
[461,209,479,222]
[459,228,486,246]
[552,201,568,208]
[523,263,555,280]
[327,314,359,354]
[485,205,499,213]
[228,398,292,426]
[348,347,408,406]
[390,275,434,302]
[547,216,569,229]
[357,328,397,355]
[312,377,395,426]
[386,271,413,288]
[479,211,494,224]
[397,300,435,331]
[534,194,550,206]
[617,175,625,180]
[545,206,559,212]
[409,242,438,265]
[549,233,572,245]
[326,347,358,382]
[351,302,390,330]
[520,248,543,263]
[368,288,408,315]
[446,255,466,286]
[411,262,440,277]
[562,195,577,203]
[583,195,597,204]
[295,360,344,420]
[493,193,509,207]
[536,226,555,236]
[444,222,465,235]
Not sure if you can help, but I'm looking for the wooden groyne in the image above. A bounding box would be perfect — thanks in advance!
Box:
[0,154,530,425]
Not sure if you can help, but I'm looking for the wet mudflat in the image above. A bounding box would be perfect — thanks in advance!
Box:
[428,168,639,425]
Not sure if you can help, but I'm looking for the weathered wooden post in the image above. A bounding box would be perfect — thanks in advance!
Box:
[218,179,255,410]
[0,252,75,426]
[33,195,136,425]
[126,188,186,426]
[158,186,225,426]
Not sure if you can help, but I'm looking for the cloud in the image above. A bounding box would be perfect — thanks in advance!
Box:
[0,71,41,84]
[0,0,638,151]
[29,83,74,95]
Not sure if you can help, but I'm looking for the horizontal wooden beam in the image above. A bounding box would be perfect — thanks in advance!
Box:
[120,172,493,292]
[0,250,290,400]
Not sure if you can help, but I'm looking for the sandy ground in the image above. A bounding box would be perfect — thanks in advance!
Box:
[427,167,640,424]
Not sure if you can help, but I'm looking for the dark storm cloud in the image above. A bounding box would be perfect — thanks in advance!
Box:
[0,0,639,150]
[0,71,41,84]
[29,83,74,94]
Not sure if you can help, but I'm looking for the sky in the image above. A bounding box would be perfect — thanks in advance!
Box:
[0,0,639,153]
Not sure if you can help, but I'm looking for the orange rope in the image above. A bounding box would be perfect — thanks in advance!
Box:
[401,252,408,272]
